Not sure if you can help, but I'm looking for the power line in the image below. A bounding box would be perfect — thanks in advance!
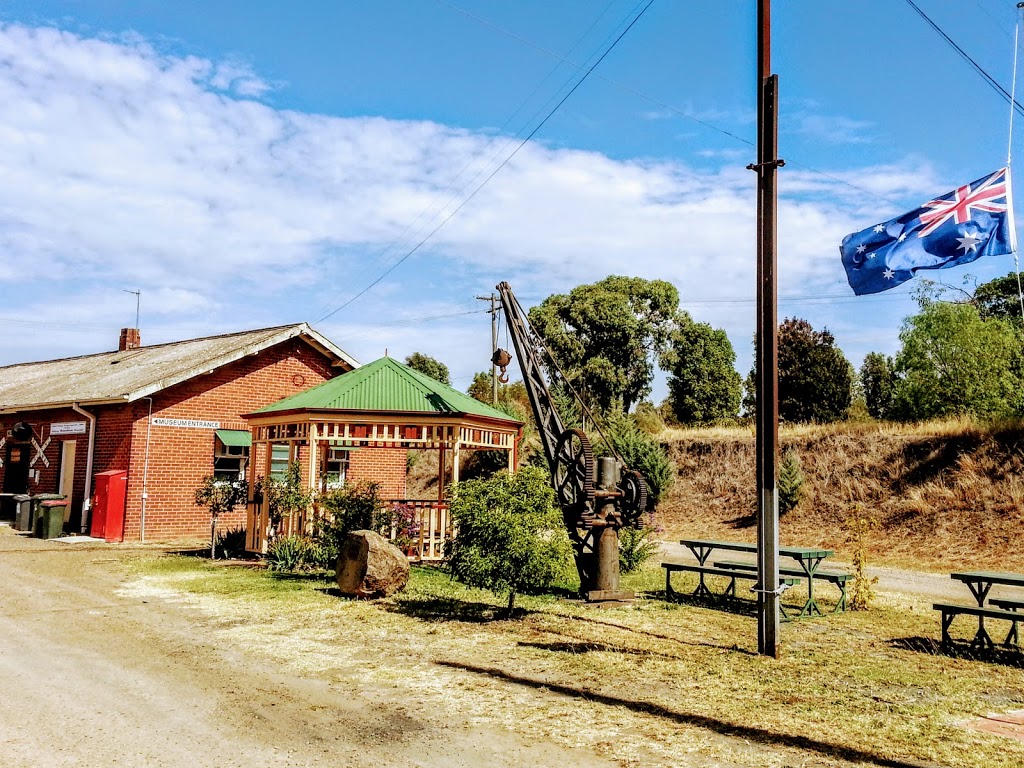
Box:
[315,0,657,323]
[436,0,908,209]
[310,0,625,322]
[903,0,1024,117]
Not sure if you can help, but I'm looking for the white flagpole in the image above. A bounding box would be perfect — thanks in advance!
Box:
[1010,5,1024,323]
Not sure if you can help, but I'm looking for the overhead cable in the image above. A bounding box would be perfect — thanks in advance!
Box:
[315,0,656,323]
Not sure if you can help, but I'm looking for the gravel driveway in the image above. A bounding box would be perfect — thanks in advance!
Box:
[0,527,617,768]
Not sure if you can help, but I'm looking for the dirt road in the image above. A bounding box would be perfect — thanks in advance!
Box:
[0,528,619,768]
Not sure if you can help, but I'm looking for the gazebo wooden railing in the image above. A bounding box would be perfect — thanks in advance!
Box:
[389,499,451,562]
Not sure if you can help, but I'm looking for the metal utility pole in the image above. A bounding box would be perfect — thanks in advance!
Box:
[749,0,783,658]
[476,293,499,404]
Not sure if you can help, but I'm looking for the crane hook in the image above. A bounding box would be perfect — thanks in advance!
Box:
[491,348,512,383]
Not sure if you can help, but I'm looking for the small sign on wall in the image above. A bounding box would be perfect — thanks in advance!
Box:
[152,418,221,429]
[51,421,87,435]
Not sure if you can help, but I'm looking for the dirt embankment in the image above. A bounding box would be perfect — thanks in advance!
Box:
[657,425,1024,572]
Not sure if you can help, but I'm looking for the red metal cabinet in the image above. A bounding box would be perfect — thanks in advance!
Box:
[91,470,127,542]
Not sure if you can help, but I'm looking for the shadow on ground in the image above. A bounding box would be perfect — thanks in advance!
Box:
[891,636,1024,668]
[437,660,937,768]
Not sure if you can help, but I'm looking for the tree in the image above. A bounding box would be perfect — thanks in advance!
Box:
[404,352,450,385]
[973,271,1024,324]
[743,318,852,422]
[527,276,679,413]
[860,352,895,420]
[194,476,247,559]
[446,466,575,616]
[663,313,741,425]
[599,410,673,508]
[891,295,1024,419]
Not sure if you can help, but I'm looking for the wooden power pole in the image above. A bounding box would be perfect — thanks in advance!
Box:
[750,0,783,658]
[476,293,499,405]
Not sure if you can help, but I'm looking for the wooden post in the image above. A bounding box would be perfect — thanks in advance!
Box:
[753,0,782,658]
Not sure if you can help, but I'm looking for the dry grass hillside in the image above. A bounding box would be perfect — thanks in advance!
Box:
[657,418,1024,572]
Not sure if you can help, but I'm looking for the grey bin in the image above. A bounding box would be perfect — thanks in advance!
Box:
[12,494,32,531]
[35,500,68,540]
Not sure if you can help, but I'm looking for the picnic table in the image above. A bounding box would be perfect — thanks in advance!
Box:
[934,571,1024,650]
[676,538,843,618]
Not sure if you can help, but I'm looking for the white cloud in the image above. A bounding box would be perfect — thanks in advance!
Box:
[0,21,943,394]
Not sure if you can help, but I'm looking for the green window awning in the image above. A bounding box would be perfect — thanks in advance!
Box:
[216,429,252,448]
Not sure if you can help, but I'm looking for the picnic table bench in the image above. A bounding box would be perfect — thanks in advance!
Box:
[671,538,846,618]
[713,560,852,613]
[934,572,1024,650]
[662,562,801,615]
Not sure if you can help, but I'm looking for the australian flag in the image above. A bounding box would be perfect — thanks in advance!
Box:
[840,167,1016,295]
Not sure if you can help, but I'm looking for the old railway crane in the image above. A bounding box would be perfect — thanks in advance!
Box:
[492,281,648,603]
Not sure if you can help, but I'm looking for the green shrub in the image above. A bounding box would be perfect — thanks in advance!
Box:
[632,401,666,435]
[253,460,313,538]
[446,465,575,615]
[214,527,247,560]
[599,410,674,507]
[777,451,805,516]
[266,535,307,572]
[618,525,660,573]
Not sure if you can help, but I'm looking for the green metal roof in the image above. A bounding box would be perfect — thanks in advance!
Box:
[216,429,252,447]
[257,356,520,422]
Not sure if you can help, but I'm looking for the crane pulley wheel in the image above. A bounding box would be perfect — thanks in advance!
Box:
[554,428,596,511]
[619,470,649,527]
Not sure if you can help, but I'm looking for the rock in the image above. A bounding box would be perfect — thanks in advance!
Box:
[335,530,410,598]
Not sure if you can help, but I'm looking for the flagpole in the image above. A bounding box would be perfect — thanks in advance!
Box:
[1012,4,1024,323]
[750,0,783,658]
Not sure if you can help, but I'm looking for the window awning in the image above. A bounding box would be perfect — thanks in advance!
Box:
[216,429,252,448]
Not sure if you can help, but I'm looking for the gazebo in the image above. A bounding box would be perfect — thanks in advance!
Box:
[242,356,523,559]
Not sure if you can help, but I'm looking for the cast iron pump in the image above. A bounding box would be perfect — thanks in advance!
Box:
[492,281,648,602]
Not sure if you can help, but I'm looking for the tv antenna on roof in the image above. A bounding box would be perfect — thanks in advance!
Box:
[123,289,141,329]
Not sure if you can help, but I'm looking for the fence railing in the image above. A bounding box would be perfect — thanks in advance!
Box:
[389,499,451,562]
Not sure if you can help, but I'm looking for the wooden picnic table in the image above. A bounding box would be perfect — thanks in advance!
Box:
[679,538,836,617]
[936,571,1024,650]
[950,571,1024,606]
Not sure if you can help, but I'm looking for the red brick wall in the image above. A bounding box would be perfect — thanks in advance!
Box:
[121,337,339,540]
[348,449,407,500]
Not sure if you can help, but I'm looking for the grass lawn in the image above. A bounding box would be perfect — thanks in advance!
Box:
[124,555,1024,768]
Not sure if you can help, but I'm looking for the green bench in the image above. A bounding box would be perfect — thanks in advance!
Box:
[933,602,1024,650]
[987,598,1024,645]
[714,559,853,613]
[662,562,800,611]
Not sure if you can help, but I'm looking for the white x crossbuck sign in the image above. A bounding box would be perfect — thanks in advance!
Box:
[30,437,51,468]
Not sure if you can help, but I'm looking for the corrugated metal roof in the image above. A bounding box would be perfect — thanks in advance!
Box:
[258,356,520,422]
[216,429,252,447]
[0,323,358,411]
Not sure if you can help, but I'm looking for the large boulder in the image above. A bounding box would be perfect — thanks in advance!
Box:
[335,530,410,598]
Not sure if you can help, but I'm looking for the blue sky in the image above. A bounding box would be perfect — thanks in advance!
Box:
[1,1,1022,402]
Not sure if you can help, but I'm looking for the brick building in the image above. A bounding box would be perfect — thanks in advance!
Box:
[0,324,414,541]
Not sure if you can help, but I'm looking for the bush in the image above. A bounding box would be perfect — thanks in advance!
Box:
[777,451,805,516]
[618,525,660,573]
[266,535,307,572]
[253,460,313,538]
[214,527,247,560]
[844,508,879,611]
[599,410,674,507]
[446,466,575,615]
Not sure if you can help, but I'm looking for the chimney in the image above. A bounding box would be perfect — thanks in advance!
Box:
[119,328,141,351]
